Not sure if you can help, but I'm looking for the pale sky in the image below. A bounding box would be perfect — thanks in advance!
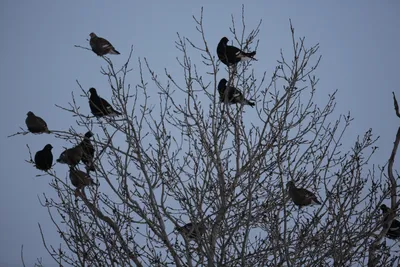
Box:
[0,1,399,266]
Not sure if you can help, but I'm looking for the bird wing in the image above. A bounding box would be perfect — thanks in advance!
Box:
[97,37,114,50]
[36,116,48,127]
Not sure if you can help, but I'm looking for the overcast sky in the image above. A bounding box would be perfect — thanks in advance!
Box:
[0,1,399,266]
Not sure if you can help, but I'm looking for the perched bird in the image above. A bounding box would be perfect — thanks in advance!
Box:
[380,204,400,239]
[25,111,50,134]
[175,222,206,240]
[34,144,53,171]
[89,32,120,56]
[217,37,256,66]
[287,181,321,207]
[57,145,83,167]
[69,167,97,190]
[88,88,122,118]
[79,131,95,172]
[218,78,255,107]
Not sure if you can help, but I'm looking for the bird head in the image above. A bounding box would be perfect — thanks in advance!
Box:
[44,144,53,150]
[220,37,229,44]
[89,88,97,95]
[27,111,34,116]
[286,181,295,189]
[89,33,97,38]
[85,131,94,138]
[380,204,389,212]
[218,78,228,91]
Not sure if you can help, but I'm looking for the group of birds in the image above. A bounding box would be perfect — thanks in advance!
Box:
[24,33,399,241]
[27,110,97,194]
[216,37,256,107]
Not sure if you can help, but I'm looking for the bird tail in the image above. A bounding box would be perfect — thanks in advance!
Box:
[311,198,322,205]
[245,99,255,107]
[240,51,257,61]
[109,48,120,55]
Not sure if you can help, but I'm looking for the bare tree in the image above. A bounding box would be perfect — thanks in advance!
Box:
[12,7,400,267]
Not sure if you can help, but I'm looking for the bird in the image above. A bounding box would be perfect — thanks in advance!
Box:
[287,181,321,207]
[69,167,97,190]
[57,145,84,167]
[380,204,400,239]
[217,37,256,66]
[175,222,206,240]
[34,144,53,171]
[218,78,255,107]
[89,32,120,56]
[88,88,122,118]
[25,111,50,134]
[79,131,95,172]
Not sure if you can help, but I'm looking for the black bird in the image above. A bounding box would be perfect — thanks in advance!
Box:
[79,131,95,172]
[69,167,97,190]
[380,204,400,239]
[57,145,84,167]
[89,32,120,56]
[217,37,256,66]
[287,181,322,207]
[34,144,53,171]
[89,88,122,118]
[26,111,50,134]
[218,79,255,107]
[175,222,206,240]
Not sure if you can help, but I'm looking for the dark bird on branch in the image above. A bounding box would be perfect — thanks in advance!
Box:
[88,88,122,118]
[34,144,53,171]
[69,167,97,190]
[175,222,206,240]
[287,181,321,207]
[217,37,256,66]
[218,78,255,107]
[89,32,120,56]
[79,131,95,172]
[25,111,50,134]
[57,145,83,167]
[380,204,400,239]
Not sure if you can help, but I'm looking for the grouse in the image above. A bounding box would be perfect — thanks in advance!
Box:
[79,131,95,172]
[380,204,400,239]
[287,181,321,207]
[69,167,97,190]
[89,32,120,56]
[217,37,256,66]
[34,144,53,171]
[57,145,83,167]
[175,222,206,240]
[26,111,50,134]
[89,88,122,118]
[218,78,255,107]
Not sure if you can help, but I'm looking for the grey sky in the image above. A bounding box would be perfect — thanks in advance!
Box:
[0,1,399,266]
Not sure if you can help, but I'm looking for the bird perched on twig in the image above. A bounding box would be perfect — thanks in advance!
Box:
[175,222,206,240]
[218,78,255,107]
[57,145,83,167]
[25,111,50,134]
[69,167,97,190]
[287,181,321,207]
[217,37,256,66]
[380,204,400,239]
[88,88,122,118]
[34,144,53,171]
[79,131,95,172]
[89,32,120,56]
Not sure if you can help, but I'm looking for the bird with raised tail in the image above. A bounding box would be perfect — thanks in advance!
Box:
[89,32,120,56]
[380,204,400,239]
[218,78,255,107]
[88,88,122,118]
[287,181,321,207]
[25,111,50,134]
[217,37,256,66]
